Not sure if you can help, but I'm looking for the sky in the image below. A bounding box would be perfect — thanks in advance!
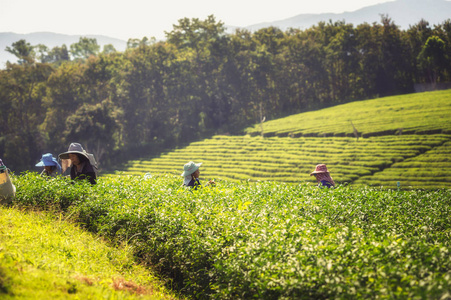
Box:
[0,0,395,41]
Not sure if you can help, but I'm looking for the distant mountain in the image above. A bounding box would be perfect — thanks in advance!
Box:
[226,0,451,32]
[0,32,127,68]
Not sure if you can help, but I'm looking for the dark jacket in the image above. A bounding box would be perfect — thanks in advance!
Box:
[319,180,334,188]
[70,162,96,185]
[186,178,201,190]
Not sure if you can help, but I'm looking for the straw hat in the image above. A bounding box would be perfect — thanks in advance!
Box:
[58,143,90,160]
[310,164,330,175]
[181,161,202,177]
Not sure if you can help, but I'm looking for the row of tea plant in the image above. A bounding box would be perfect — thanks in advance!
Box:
[11,173,451,299]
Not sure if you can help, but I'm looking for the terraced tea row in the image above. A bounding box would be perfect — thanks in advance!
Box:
[113,134,451,188]
[244,90,451,138]
[355,140,451,189]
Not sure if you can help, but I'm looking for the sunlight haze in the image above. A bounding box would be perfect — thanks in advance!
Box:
[0,0,395,40]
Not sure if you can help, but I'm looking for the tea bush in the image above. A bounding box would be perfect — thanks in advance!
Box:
[11,173,451,299]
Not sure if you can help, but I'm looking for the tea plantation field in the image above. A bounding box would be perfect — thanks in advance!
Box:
[112,90,451,189]
[10,174,451,299]
[244,90,451,138]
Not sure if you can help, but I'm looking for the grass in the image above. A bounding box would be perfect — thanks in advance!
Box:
[0,206,180,300]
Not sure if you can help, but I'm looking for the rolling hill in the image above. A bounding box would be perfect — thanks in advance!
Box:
[109,90,451,189]
[238,0,451,33]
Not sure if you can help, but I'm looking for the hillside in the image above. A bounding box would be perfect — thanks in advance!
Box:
[0,206,177,299]
[244,90,451,137]
[111,90,451,189]
[241,0,451,32]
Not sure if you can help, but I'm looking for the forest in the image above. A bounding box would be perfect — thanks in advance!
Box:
[1,15,450,172]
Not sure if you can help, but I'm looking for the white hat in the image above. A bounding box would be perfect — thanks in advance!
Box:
[181,161,202,177]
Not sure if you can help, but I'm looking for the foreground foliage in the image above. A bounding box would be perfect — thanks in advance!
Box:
[0,206,178,299]
[10,173,451,299]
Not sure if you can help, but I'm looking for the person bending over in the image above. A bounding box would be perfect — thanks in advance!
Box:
[310,164,335,188]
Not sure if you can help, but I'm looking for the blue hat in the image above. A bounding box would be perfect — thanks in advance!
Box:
[36,153,62,173]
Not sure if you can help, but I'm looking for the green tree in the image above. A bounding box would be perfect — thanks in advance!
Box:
[281,28,327,111]
[126,37,155,49]
[70,37,100,60]
[374,15,413,96]
[165,15,231,139]
[40,62,87,151]
[34,44,50,63]
[102,44,116,54]
[63,100,118,165]
[0,62,53,170]
[320,21,359,104]
[417,35,447,84]
[354,22,382,98]
[49,45,70,64]
[5,39,35,65]
[166,15,225,51]
[433,19,451,82]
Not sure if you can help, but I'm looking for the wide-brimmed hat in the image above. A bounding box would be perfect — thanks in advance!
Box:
[310,164,330,175]
[58,143,90,160]
[36,153,59,167]
[36,153,62,173]
[181,161,202,177]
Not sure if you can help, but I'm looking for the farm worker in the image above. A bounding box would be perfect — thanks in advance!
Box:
[35,153,62,177]
[181,161,215,190]
[58,143,97,185]
[310,164,335,188]
[0,159,16,205]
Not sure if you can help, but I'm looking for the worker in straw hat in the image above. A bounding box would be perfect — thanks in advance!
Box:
[35,153,62,177]
[310,164,335,188]
[58,143,97,185]
[181,161,215,189]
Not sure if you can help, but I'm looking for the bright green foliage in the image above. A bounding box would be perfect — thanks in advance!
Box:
[244,90,451,137]
[113,134,451,189]
[355,140,451,189]
[10,173,451,299]
[0,205,178,299]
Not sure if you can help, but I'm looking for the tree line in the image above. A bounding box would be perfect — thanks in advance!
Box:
[1,15,450,172]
